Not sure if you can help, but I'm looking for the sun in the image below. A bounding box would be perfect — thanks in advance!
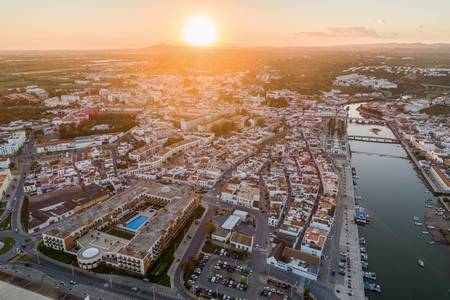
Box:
[182,16,217,47]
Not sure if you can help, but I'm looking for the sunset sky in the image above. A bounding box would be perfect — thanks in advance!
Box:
[1,0,450,50]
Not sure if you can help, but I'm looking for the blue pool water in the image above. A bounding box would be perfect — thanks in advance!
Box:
[125,215,149,231]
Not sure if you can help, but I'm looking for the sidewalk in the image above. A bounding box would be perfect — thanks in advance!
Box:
[168,202,210,287]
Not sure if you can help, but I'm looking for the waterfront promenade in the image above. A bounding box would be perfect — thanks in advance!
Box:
[333,158,365,300]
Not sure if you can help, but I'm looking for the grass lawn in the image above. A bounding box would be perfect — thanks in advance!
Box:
[21,196,29,232]
[146,205,205,287]
[37,241,77,265]
[202,240,223,254]
[91,263,143,279]
[0,237,15,255]
[0,214,12,231]
[107,227,134,240]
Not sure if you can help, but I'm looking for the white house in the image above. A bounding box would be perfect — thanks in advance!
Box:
[230,232,253,253]
[267,243,320,281]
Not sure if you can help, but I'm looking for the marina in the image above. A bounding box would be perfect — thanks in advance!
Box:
[346,103,449,299]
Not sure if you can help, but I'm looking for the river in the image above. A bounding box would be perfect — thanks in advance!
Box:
[345,103,449,299]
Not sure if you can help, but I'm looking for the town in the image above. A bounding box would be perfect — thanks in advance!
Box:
[0,46,449,300]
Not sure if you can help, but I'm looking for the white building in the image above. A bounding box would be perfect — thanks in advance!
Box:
[230,232,253,253]
[267,244,320,281]
[221,184,260,209]
[0,131,26,156]
[300,227,328,257]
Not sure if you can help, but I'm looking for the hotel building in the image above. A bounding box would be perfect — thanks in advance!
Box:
[42,182,198,275]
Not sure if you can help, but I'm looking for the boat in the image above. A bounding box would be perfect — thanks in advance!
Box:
[428,241,435,245]
[413,216,420,221]
[427,225,436,229]
[364,281,381,293]
[363,272,377,280]
[422,231,429,234]
[425,204,433,208]
[417,259,425,268]
[355,206,368,225]
[414,221,423,226]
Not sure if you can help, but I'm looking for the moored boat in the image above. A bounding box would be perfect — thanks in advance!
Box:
[363,271,377,280]
[417,259,425,267]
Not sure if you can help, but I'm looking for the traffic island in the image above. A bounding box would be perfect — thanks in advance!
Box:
[0,237,15,255]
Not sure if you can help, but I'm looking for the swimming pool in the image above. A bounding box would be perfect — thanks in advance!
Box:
[125,215,149,231]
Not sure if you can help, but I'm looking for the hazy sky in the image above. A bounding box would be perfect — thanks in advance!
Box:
[1,0,450,50]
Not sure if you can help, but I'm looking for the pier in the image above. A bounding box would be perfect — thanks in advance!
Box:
[348,135,399,144]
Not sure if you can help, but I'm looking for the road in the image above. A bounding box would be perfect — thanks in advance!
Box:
[0,133,35,234]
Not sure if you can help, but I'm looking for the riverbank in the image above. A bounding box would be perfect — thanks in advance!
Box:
[424,201,450,245]
[387,120,447,196]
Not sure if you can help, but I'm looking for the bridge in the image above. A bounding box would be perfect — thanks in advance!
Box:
[348,135,399,144]
[348,117,386,125]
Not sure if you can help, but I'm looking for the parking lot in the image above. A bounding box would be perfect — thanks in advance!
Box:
[186,250,300,300]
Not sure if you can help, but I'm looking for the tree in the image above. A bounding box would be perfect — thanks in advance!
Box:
[207,221,216,235]
[182,259,196,281]
[256,117,265,127]
[303,287,312,300]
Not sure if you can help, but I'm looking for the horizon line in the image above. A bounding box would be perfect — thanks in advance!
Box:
[1,41,450,52]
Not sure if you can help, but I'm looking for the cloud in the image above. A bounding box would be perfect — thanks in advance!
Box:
[370,19,386,25]
[294,27,384,39]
